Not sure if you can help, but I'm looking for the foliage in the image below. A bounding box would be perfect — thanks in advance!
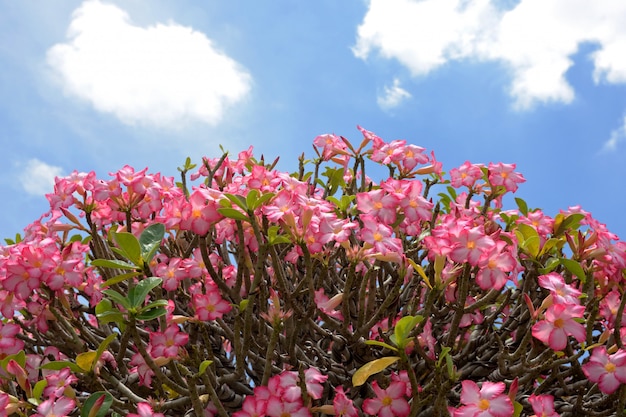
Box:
[1,127,626,417]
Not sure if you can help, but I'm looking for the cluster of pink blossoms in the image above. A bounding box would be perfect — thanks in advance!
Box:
[1,126,626,416]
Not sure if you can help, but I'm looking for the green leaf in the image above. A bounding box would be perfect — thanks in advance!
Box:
[218,208,250,222]
[364,340,398,352]
[102,289,131,310]
[246,189,260,211]
[1,350,26,370]
[268,225,292,245]
[437,346,452,368]
[82,391,113,417]
[198,360,213,376]
[393,315,423,349]
[249,191,275,211]
[136,307,167,321]
[560,258,586,282]
[76,351,97,372]
[513,401,523,417]
[223,193,248,211]
[32,379,48,401]
[539,257,560,274]
[514,197,528,216]
[95,299,125,326]
[92,334,117,372]
[40,361,84,374]
[139,223,165,264]
[138,299,170,313]
[112,231,142,266]
[524,235,540,258]
[352,356,400,387]
[91,259,138,271]
[539,238,564,257]
[515,223,539,242]
[128,277,162,309]
[102,271,143,288]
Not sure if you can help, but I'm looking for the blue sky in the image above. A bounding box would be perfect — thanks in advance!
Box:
[2,0,626,241]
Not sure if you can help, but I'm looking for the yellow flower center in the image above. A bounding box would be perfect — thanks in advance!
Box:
[605,362,616,373]
[478,398,490,410]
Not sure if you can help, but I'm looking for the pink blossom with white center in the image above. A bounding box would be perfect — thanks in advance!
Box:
[398,180,433,223]
[314,288,344,321]
[43,367,78,399]
[129,352,155,387]
[155,257,187,292]
[192,289,232,321]
[0,323,24,356]
[371,139,407,165]
[582,346,626,394]
[150,324,189,359]
[538,273,581,305]
[528,394,560,417]
[488,162,525,193]
[265,396,311,417]
[304,367,328,399]
[180,188,223,236]
[532,303,586,351]
[454,380,513,417]
[333,386,358,417]
[517,210,554,238]
[450,161,484,189]
[356,189,399,224]
[33,397,76,417]
[233,395,267,417]
[449,226,496,266]
[362,380,410,417]
[358,215,403,257]
[476,243,516,291]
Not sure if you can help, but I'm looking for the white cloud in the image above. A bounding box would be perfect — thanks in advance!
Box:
[19,159,63,196]
[46,0,251,128]
[601,117,626,153]
[354,0,626,110]
[377,78,412,110]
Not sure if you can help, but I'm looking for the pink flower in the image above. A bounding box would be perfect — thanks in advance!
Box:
[233,395,268,417]
[488,163,525,193]
[356,189,399,224]
[192,289,232,321]
[180,188,223,236]
[304,367,328,400]
[265,396,311,417]
[43,368,78,399]
[333,386,358,417]
[127,402,165,417]
[449,226,496,266]
[538,272,581,305]
[362,380,410,417]
[532,303,586,351]
[528,394,560,417]
[582,346,626,394]
[33,397,75,417]
[454,380,513,417]
[450,161,484,189]
[359,215,403,257]
[150,324,189,359]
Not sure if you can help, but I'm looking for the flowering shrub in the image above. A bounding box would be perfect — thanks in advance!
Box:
[1,126,626,416]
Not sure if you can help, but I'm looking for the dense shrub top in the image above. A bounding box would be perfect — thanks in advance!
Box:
[0,127,625,416]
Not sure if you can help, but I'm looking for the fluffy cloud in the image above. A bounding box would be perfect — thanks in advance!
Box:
[354,0,626,110]
[377,78,412,110]
[19,159,63,196]
[47,0,251,128]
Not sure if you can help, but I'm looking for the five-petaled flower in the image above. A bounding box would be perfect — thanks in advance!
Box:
[582,346,626,394]
[454,380,513,417]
